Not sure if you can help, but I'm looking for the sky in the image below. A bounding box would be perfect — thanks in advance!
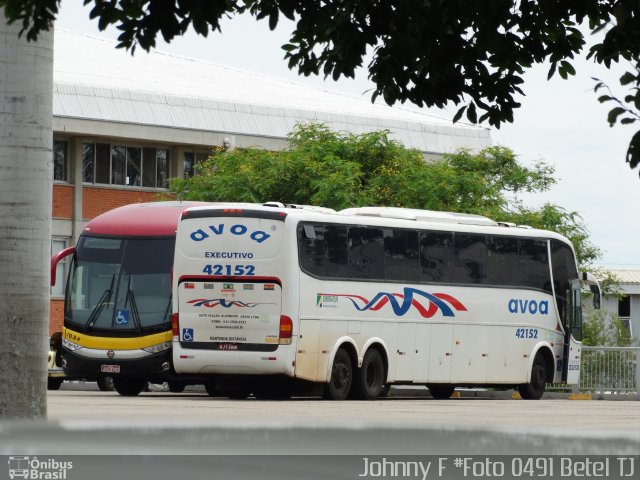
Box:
[56,2,640,268]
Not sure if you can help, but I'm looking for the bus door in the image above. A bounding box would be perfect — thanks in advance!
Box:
[562,279,582,383]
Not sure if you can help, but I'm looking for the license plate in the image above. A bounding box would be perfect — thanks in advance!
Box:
[100,364,120,373]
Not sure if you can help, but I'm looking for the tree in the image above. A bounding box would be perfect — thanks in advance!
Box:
[3,1,640,174]
[0,10,53,418]
[170,122,600,267]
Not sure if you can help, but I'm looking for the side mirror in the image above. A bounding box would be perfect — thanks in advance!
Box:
[581,271,602,310]
[51,246,76,286]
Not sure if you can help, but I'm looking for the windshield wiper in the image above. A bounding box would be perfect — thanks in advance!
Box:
[85,274,115,331]
[123,273,143,335]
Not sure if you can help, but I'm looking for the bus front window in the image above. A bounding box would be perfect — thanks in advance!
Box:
[66,236,175,334]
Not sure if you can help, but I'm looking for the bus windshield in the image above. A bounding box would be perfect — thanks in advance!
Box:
[65,235,175,334]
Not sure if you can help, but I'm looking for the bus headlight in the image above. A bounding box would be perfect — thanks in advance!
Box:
[142,341,172,354]
[62,337,83,352]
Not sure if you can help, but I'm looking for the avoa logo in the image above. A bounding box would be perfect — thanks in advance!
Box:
[189,223,271,244]
[508,299,549,315]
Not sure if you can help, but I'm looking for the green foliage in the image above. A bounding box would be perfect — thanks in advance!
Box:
[580,307,636,393]
[593,73,640,176]
[591,268,622,297]
[502,204,601,267]
[582,307,635,347]
[171,122,600,267]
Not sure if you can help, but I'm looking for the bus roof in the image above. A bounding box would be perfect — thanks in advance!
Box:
[83,201,209,237]
[180,203,573,245]
[339,206,497,226]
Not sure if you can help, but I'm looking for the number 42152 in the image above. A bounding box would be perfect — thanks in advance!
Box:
[515,328,538,339]
[202,264,255,276]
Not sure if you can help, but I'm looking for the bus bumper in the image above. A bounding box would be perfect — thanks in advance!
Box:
[62,348,174,382]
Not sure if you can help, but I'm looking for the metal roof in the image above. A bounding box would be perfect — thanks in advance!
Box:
[53,29,492,155]
[606,269,640,285]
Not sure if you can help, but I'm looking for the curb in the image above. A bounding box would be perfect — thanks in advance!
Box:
[389,386,638,401]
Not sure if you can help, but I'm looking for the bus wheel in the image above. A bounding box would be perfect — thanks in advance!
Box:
[113,378,146,396]
[380,384,391,397]
[352,349,385,400]
[323,348,352,400]
[47,377,63,391]
[97,376,114,391]
[168,382,186,393]
[428,384,455,399]
[518,352,547,400]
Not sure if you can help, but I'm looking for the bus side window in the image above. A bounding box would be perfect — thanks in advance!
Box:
[383,229,419,282]
[453,234,488,284]
[420,231,454,283]
[348,227,384,279]
[298,224,326,277]
[325,225,349,278]
[486,236,518,286]
[519,239,551,293]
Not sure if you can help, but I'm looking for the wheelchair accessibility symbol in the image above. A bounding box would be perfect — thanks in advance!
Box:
[182,328,194,342]
[115,309,129,325]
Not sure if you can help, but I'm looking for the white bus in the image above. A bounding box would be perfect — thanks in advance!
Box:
[172,205,600,400]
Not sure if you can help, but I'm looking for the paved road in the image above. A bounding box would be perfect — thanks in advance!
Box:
[2,389,639,479]
[0,389,621,455]
[46,390,640,433]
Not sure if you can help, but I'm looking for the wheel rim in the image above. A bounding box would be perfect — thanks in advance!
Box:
[333,358,350,389]
[365,361,381,390]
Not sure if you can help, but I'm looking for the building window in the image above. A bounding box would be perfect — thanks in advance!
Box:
[183,151,210,178]
[618,295,631,318]
[53,140,68,182]
[51,238,69,298]
[82,142,170,188]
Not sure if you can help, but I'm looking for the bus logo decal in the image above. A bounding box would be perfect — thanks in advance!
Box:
[318,288,467,318]
[189,224,271,243]
[508,299,549,315]
[188,298,262,308]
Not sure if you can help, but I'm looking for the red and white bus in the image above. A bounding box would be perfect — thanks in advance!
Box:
[50,201,212,395]
[172,205,601,400]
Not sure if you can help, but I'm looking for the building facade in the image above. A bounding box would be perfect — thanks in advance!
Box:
[601,269,640,342]
[48,30,493,337]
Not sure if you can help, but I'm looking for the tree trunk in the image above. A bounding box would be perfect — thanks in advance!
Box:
[0,11,53,418]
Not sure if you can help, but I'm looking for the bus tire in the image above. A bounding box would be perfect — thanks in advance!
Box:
[352,349,385,400]
[380,384,391,397]
[518,352,547,400]
[428,384,455,399]
[47,377,63,391]
[113,378,146,396]
[323,348,353,400]
[168,382,186,393]
[97,376,114,391]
